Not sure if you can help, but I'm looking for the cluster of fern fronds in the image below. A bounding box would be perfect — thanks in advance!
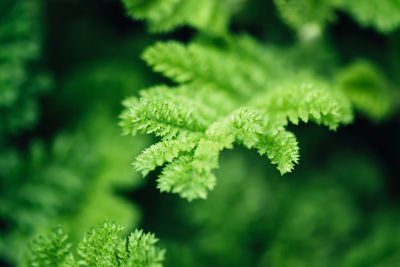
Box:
[120,0,397,200]
[1,0,399,266]
[26,221,164,267]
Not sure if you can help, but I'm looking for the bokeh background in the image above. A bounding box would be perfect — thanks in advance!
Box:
[1,0,400,266]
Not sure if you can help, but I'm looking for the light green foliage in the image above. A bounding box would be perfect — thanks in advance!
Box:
[27,221,165,267]
[273,0,339,39]
[121,0,245,33]
[27,227,72,267]
[337,60,393,121]
[274,0,400,35]
[120,36,353,201]
[0,0,50,138]
[122,229,165,267]
[339,0,400,33]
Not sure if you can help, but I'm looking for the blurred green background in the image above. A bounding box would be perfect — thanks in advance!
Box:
[1,0,400,266]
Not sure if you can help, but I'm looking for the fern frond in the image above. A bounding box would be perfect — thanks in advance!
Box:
[122,0,244,33]
[253,81,353,130]
[339,0,400,33]
[134,135,198,176]
[142,41,265,97]
[123,95,209,139]
[229,107,265,149]
[121,36,353,200]
[157,144,220,201]
[26,221,165,267]
[77,221,125,266]
[274,0,400,35]
[27,226,74,267]
[139,85,235,120]
[337,60,392,121]
[122,0,179,22]
[274,0,339,39]
[257,130,299,175]
[124,230,165,267]
[228,108,299,174]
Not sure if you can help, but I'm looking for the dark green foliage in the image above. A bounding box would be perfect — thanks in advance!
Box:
[342,211,400,266]
[154,149,398,267]
[0,3,151,264]
[1,0,400,266]
[0,0,50,138]
[0,112,147,264]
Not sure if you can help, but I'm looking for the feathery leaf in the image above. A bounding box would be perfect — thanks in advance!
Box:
[121,35,353,200]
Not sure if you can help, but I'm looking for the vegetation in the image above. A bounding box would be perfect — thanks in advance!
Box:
[0,0,399,266]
